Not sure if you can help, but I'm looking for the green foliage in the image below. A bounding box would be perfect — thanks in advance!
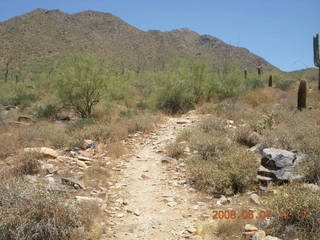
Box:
[188,146,258,195]
[67,118,96,132]
[54,53,107,118]
[276,79,294,90]
[152,75,195,114]
[36,103,60,120]
[0,81,38,108]
[254,113,275,133]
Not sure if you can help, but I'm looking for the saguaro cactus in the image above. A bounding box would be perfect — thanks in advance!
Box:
[313,34,320,90]
[297,80,307,111]
[268,75,273,87]
[244,69,247,79]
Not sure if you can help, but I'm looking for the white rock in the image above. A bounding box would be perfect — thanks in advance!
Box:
[244,224,258,232]
[250,193,260,205]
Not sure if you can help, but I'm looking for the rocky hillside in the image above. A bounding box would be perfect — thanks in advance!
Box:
[0,8,277,74]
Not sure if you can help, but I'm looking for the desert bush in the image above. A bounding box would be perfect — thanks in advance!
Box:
[0,124,67,158]
[165,142,185,159]
[214,72,245,100]
[0,82,38,108]
[67,124,112,148]
[188,146,258,195]
[189,132,230,161]
[276,79,294,91]
[67,118,96,132]
[0,179,100,240]
[126,114,159,133]
[254,113,275,133]
[13,152,42,175]
[198,116,226,133]
[267,183,320,239]
[54,54,107,118]
[36,103,60,120]
[176,128,194,142]
[301,155,320,184]
[239,88,277,108]
[152,77,195,114]
[235,125,259,147]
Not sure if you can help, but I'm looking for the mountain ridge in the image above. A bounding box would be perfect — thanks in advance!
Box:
[0,8,278,75]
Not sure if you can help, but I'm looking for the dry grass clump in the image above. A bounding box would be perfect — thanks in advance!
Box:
[165,142,185,159]
[67,124,112,148]
[0,179,101,240]
[216,218,249,240]
[13,152,42,176]
[261,110,320,154]
[189,131,230,161]
[188,146,259,195]
[300,155,320,184]
[107,141,127,159]
[198,116,226,133]
[0,123,67,159]
[126,113,160,133]
[239,88,278,108]
[234,125,260,147]
[267,183,320,239]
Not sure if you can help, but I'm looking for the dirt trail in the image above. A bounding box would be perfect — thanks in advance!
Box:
[105,112,217,240]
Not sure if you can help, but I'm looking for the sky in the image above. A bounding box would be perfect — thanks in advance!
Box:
[0,0,319,72]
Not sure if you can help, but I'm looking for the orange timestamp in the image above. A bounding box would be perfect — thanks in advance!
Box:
[212,209,308,220]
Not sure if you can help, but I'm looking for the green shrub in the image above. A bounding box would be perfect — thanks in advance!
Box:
[67,118,96,132]
[188,146,258,195]
[36,104,60,120]
[67,124,112,147]
[276,79,294,91]
[14,152,42,175]
[54,54,107,118]
[126,114,159,133]
[267,183,320,239]
[153,78,195,114]
[189,132,230,161]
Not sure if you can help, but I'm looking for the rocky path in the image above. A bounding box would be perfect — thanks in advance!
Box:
[105,112,216,240]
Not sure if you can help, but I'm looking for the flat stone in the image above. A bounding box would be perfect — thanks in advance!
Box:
[244,224,258,232]
[261,148,296,169]
[75,196,104,203]
[24,147,59,158]
[78,156,94,162]
[161,156,174,164]
[61,177,83,189]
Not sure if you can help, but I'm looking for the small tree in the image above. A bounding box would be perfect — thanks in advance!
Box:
[54,54,106,118]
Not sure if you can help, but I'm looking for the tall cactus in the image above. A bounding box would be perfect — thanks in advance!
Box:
[268,75,273,87]
[313,34,320,90]
[244,68,247,79]
[297,80,307,111]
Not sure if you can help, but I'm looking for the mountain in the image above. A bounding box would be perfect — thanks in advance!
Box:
[288,68,318,81]
[0,9,278,76]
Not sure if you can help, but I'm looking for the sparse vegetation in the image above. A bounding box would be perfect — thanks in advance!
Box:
[0,179,101,240]
[188,146,259,195]
[268,183,320,239]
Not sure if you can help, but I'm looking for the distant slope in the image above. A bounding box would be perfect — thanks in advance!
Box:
[0,8,278,76]
[288,68,318,81]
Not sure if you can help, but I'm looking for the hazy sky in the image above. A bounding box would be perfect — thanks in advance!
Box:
[0,0,319,71]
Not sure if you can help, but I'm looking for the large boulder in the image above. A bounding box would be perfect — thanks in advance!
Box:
[257,148,305,184]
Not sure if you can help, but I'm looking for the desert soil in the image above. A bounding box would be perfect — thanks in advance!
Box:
[104,112,218,240]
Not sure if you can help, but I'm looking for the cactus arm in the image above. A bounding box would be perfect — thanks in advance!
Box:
[314,34,320,67]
